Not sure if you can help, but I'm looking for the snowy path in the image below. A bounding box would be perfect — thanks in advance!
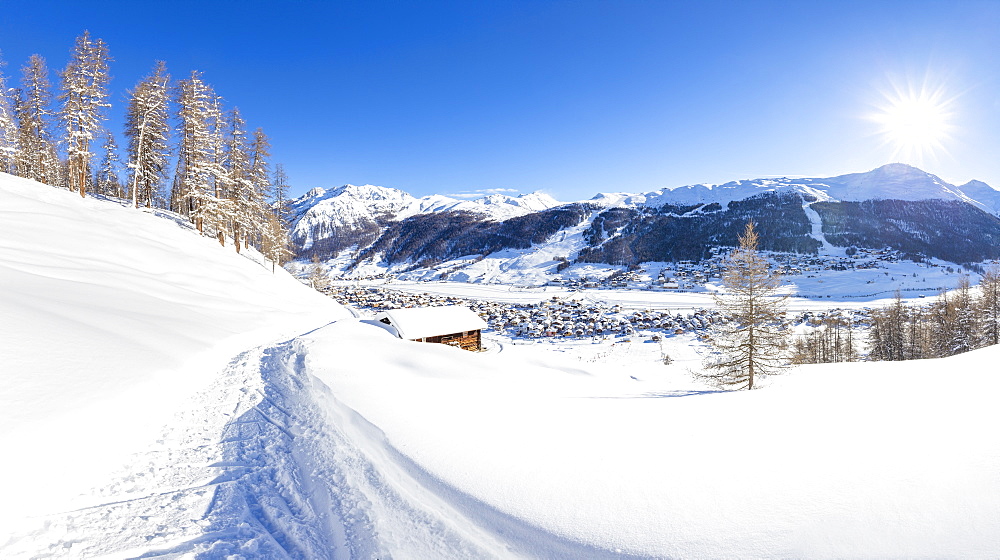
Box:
[1,328,641,559]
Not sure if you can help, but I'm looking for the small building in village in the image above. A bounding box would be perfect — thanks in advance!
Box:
[375,305,488,351]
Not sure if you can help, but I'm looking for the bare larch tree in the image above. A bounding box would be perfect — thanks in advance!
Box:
[700,220,789,390]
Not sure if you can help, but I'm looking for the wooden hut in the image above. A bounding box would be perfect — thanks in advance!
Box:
[375,305,488,351]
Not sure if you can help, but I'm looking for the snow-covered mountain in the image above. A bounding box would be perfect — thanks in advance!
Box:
[292,164,1000,279]
[289,184,561,252]
[604,163,1000,214]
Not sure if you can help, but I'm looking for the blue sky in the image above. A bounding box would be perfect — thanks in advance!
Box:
[3,0,1000,200]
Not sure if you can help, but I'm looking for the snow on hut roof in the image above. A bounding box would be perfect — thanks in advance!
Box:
[376,305,488,340]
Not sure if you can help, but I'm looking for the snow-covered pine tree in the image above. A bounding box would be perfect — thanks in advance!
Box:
[173,71,228,238]
[262,160,294,271]
[58,31,111,198]
[700,220,789,389]
[124,61,170,209]
[867,291,908,361]
[261,210,293,272]
[927,288,959,358]
[205,93,233,245]
[246,127,272,249]
[15,54,61,186]
[224,107,254,252]
[272,162,292,227]
[93,129,122,197]
[980,267,1000,348]
[0,51,18,174]
[950,275,978,354]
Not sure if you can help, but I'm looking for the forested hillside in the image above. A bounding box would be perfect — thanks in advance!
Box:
[813,199,1000,264]
[578,192,820,265]
[0,32,294,266]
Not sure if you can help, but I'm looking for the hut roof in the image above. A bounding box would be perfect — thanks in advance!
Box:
[376,305,488,340]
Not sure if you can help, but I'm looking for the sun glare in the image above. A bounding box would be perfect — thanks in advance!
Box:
[870,79,956,166]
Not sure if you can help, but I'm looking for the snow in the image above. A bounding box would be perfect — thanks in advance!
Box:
[0,173,349,545]
[289,184,562,251]
[299,163,1000,287]
[302,326,1000,557]
[3,171,1000,558]
[375,305,488,340]
[632,163,1000,214]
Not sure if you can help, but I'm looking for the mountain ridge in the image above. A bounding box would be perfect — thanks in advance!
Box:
[289,164,1000,279]
[609,164,1000,214]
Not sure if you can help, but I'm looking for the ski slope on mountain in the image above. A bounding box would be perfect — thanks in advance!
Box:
[2,173,999,558]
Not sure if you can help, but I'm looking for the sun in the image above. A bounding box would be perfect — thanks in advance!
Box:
[870,80,955,165]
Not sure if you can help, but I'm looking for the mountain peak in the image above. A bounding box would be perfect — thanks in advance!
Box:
[303,186,327,199]
[960,179,996,191]
[872,162,924,174]
[331,184,410,201]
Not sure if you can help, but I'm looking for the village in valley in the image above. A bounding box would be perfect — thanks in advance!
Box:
[303,244,989,367]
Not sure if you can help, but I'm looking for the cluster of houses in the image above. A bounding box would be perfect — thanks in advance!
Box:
[536,250,912,293]
[324,285,720,341]
[321,247,926,296]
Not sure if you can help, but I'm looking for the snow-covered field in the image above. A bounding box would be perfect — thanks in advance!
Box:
[2,173,999,558]
[344,266,962,314]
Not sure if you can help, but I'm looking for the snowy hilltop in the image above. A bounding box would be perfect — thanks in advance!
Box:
[592,163,1000,214]
[3,172,1000,557]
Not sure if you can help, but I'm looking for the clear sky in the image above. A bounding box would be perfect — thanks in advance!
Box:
[2,0,1000,201]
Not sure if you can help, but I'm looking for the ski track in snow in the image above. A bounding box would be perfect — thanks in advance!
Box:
[1,327,641,560]
[801,199,836,254]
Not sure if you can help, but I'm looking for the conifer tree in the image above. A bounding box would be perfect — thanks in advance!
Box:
[173,71,227,237]
[951,275,978,354]
[0,51,17,174]
[205,93,232,245]
[700,220,789,390]
[263,161,295,270]
[868,291,908,361]
[928,288,959,358]
[225,108,253,252]
[261,211,293,272]
[980,267,1000,347]
[791,313,858,364]
[58,31,111,198]
[272,162,292,226]
[15,54,61,186]
[124,61,170,208]
[245,127,272,248]
[93,129,122,197]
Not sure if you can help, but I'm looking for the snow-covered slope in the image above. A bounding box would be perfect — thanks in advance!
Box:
[0,173,350,543]
[301,323,1000,558]
[633,163,1000,214]
[3,172,999,558]
[289,184,561,251]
